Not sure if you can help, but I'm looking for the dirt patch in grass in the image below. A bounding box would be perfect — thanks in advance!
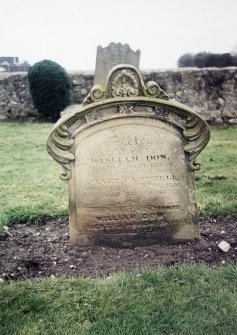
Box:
[0,217,236,281]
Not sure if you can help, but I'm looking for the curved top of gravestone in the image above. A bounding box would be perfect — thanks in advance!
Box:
[47,64,210,180]
[85,64,169,104]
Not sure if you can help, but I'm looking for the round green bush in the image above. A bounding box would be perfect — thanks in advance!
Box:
[28,60,71,121]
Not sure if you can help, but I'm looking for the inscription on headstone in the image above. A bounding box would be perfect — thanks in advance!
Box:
[47,64,210,247]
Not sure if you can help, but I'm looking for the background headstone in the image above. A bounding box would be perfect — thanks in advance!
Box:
[94,42,140,86]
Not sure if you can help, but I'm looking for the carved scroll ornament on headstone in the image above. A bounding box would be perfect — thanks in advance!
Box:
[47,64,210,247]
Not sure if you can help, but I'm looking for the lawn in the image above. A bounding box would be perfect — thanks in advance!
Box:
[0,122,68,228]
[1,266,237,335]
[0,123,237,335]
[196,126,237,217]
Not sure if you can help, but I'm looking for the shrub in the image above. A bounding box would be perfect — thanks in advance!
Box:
[28,60,71,121]
[177,53,194,67]
[178,52,236,68]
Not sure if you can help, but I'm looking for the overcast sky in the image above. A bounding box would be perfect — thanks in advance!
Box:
[0,0,237,70]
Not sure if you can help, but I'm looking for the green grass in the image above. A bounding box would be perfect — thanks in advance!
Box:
[0,122,68,228]
[196,126,237,217]
[1,265,237,335]
[0,123,236,229]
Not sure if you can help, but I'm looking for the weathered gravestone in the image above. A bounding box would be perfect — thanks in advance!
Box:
[47,64,210,247]
[94,42,140,86]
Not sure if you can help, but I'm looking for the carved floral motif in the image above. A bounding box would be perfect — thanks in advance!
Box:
[85,111,100,123]
[183,115,210,170]
[144,81,168,100]
[46,124,74,180]
[111,69,139,97]
[118,105,135,114]
[83,85,105,105]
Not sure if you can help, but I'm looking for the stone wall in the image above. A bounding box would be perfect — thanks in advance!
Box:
[143,67,237,124]
[1,67,237,124]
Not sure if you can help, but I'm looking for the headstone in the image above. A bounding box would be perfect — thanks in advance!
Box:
[94,42,140,86]
[47,64,210,247]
